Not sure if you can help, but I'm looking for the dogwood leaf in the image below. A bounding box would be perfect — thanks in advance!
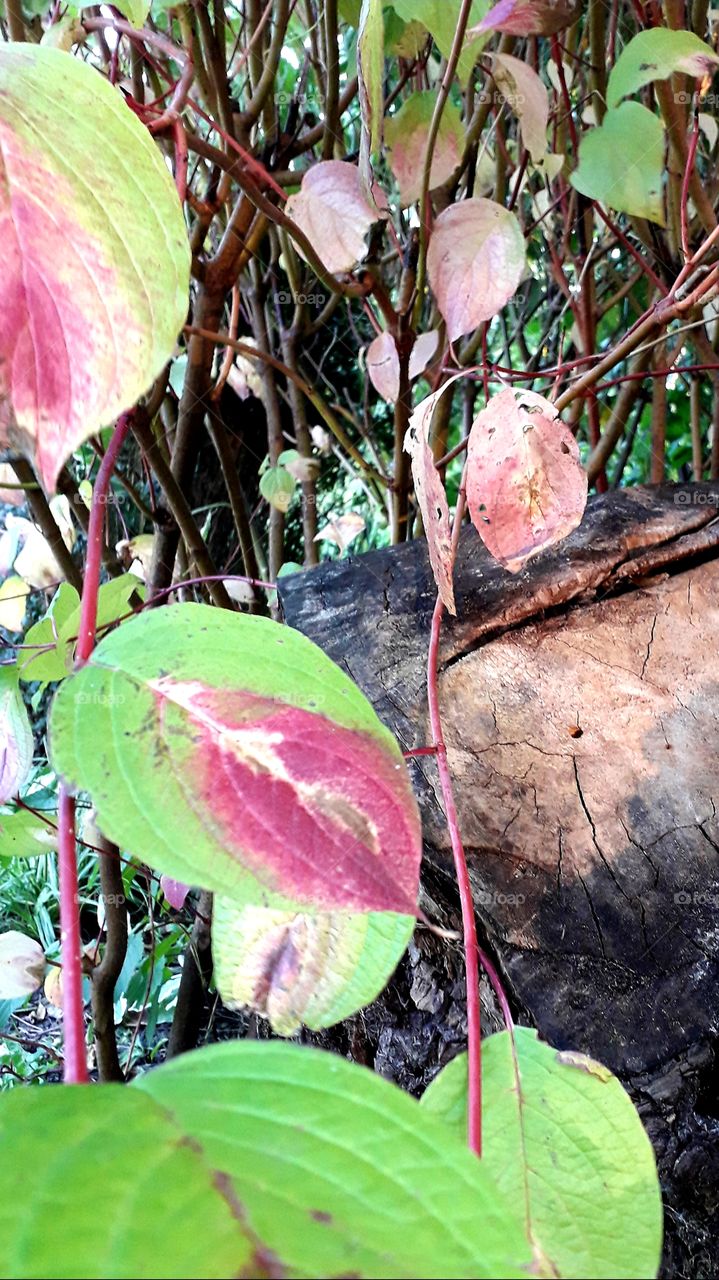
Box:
[607,28,719,110]
[0,930,44,998]
[471,0,582,36]
[404,375,464,613]
[0,666,33,804]
[49,604,422,915]
[489,52,549,163]
[466,387,587,572]
[285,161,381,274]
[385,91,464,205]
[571,102,665,224]
[367,329,439,402]
[0,44,189,491]
[427,200,526,341]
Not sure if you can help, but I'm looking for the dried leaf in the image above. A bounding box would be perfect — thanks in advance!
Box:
[0,666,33,803]
[367,329,440,402]
[285,161,382,274]
[427,200,526,341]
[385,91,464,206]
[404,377,463,613]
[466,387,587,572]
[315,512,366,552]
[0,930,45,998]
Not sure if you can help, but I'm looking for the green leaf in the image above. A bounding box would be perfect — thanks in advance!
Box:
[421,1028,663,1279]
[48,604,422,915]
[358,0,385,165]
[0,45,190,491]
[570,102,665,224]
[259,464,297,511]
[0,1085,250,1279]
[20,576,144,686]
[607,28,719,110]
[213,894,414,1034]
[113,0,150,25]
[389,0,489,83]
[135,1039,534,1278]
[0,666,33,804]
[385,91,465,205]
[0,807,57,858]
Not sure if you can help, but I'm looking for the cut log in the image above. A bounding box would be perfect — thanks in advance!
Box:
[279,483,719,1280]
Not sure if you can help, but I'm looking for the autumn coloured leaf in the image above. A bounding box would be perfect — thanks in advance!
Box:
[404,376,464,614]
[0,45,190,492]
[0,577,29,633]
[161,876,190,910]
[0,930,45,998]
[466,387,587,572]
[213,894,414,1035]
[49,605,422,915]
[366,329,439,402]
[427,200,526,341]
[571,102,665,224]
[385,91,465,206]
[285,160,382,274]
[314,511,366,552]
[0,666,33,805]
[421,1028,662,1279]
[358,0,384,183]
[607,28,719,110]
[489,52,549,163]
[471,0,582,36]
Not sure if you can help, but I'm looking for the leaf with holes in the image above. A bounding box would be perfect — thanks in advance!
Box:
[0,45,189,491]
[466,387,587,573]
[470,0,582,35]
[285,160,382,274]
[213,892,414,1035]
[607,28,719,110]
[404,376,464,613]
[489,52,549,163]
[385,91,465,206]
[570,102,665,224]
[0,666,33,804]
[48,604,422,915]
[367,329,440,402]
[427,200,526,341]
[421,1028,663,1279]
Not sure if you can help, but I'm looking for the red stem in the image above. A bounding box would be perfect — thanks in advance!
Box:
[426,487,482,1156]
[57,790,89,1084]
[77,413,134,664]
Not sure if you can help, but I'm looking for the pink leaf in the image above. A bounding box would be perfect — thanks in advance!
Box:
[471,0,582,37]
[0,665,33,804]
[285,161,383,275]
[466,388,587,573]
[0,930,45,998]
[489,53,549,164]
[367,329,439,402]
[161,875,190,910]
[404,376,464,614]
[385,91,465,207]
[427,200,526,342]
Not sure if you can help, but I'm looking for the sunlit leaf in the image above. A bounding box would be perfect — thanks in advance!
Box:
[570,102,665,224]
[0,44,190,491]
[421,1028,663,1279]
[404,376,464,613]
[113,0,151,25]
[427,199,526,341]
[0,930,44,998]
[259,464,297,511]
[19,575,143,685]
[213,893,414,1034]
[0,807,57,858]
[49,604,422,915]
[0,666,33,804]
[367,329,439,402]
[0,576,29,632]
[607,28,719,110]
[471,0,581,36]
[161,875,190,910]
[385,91,464,205]
[285,160,382,274]
[466,387,587,572]
[489,52,549,163]
[390,0,489,83]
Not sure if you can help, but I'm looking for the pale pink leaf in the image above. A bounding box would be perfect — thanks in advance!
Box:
[471,0,582,36]
[0,930,45,998]
[161,875,190,910]
[314,512,366,553]
[427,200,526,341]
[385,91,464,207]
[466,387,587,573]
[367,329,440,402]
[490,53,549,164]
[285,161,382,274]
[0,463,24,507]
[0,665,33,803]
[404,375,465,614]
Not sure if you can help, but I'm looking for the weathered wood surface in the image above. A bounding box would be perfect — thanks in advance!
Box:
[279,483,719,1279]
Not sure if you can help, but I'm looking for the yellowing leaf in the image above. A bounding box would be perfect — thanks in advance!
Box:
[0,666,33,803]
[489,52,549,163]
[367,329,439,402]
[0,45,190,491]
[466,387,587,572]
[0,576,29,632]
[285,161,382,274]
[0,930,44,998]
[385,91,465,206]
[607,28,719,110]
[427,200,526,341]
[358,0,384,182]
[213,895,414,1035]
[404,376,464,613]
